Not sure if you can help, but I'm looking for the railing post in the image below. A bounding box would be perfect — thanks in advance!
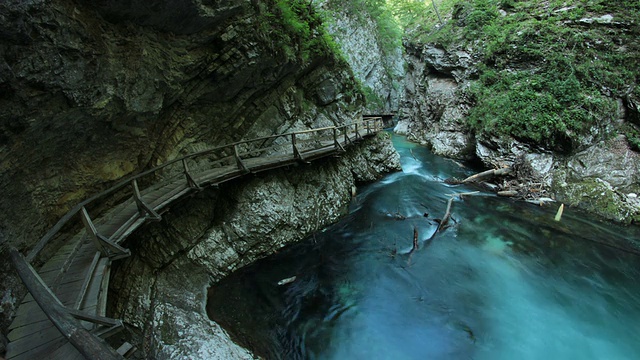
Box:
[80,207,131,260]
[292,133,299,159]
[333,127,339,149]
[366,120,371,135]
[9,248,125,360]
[233,145,249,173]
[182,159,201,190]
[291,133,297,157]
[131,179,161,221]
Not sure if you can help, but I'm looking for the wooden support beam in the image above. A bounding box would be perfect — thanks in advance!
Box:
[233,145,250,173]
[93,324,125,340]
[131,180,161,221]
[181,159,201,190]
[68,309,122,328]
[80,207,131,260]
[9,248,124,360]
[73,251,101,310]
[334,127,345,152]
[343,130,349,145]
[291,134,306,162]
[116,342,136,358]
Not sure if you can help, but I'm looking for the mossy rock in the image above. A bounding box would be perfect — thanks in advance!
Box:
[555,178,640,224]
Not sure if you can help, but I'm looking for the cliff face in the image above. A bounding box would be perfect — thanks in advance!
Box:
[397,2,640,223]
[0,0,375,344]
[315,0,405,113]
[0,0,363,251]
[108,136,400,358]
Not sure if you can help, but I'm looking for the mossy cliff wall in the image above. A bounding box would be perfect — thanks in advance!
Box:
[396,0,640,223]
[0,0,370,344]
[0,0,363,251]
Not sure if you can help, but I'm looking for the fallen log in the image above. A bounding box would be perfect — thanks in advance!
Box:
[459,167,512,184]
[497,190,518,197]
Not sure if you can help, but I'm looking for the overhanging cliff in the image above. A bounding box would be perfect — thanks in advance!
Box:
[0,0,363,251]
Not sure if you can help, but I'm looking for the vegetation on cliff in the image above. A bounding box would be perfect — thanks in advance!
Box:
[391,0,640,153]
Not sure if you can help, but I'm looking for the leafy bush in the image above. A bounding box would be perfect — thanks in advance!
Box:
[405,0,640,151]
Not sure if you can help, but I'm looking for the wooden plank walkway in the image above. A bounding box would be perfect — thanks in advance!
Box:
[6,118,383,359]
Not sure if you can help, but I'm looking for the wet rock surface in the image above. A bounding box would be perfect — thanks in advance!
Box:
[108,136,400,359]
[395,43,475,160]
[398,42,640,224]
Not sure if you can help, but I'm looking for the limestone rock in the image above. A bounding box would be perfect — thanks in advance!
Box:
[315,0,405,113]
[567,135,640,191]
[108,136,400,358]
[397,44,475,160]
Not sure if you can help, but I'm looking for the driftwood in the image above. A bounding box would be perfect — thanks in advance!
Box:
[554,203,565,221]
[277,276,296,286]
[460,167,512,184]
[497,190,518,197]
[407,227,419,264]
[428,191,480,241]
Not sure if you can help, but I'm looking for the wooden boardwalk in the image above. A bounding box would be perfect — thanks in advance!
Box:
[6,118,384,359]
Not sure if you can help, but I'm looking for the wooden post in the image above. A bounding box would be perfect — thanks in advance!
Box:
[80,207,130,260]
[181,159,201,190]
[9,248,124,360]
[74,251,101,310]
[366,120,371,135]
[131,180,161,221]
[333,127,338,149]
[233,145,249,173]
[292,133,304,161]
[291,133,297,158]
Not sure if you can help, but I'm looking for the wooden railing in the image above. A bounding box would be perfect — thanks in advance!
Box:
[8,116,383,359]
[26,117,383,264]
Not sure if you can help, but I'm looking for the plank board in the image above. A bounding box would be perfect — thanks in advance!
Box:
[7,122,382,358]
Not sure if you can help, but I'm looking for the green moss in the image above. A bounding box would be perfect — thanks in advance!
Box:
[557,178,638,224]
[397,0,640,151]
[256,0,345,63]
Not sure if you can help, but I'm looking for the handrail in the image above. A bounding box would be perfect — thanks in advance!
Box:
[10,248,124,359]
[26,117,383,263]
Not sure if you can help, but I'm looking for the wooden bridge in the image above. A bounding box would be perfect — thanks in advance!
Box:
[5,117,384,359]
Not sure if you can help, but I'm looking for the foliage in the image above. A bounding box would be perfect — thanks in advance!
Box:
[323,0,403,108]
[392,0,640,150]
[625,125,640,152]
[258,0,344,62]
[326,0,402,56]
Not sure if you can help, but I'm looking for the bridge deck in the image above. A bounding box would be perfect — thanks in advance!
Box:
[6,120,381,359]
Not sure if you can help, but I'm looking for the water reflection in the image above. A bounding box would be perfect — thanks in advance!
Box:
[207,134,640,360]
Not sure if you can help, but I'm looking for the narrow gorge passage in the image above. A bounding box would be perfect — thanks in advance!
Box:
[208,134,640,360]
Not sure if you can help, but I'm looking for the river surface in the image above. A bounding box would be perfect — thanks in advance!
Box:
[207,134,640,360]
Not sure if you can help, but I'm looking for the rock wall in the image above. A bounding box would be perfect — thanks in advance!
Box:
[0,0,366,345]
[0,0,363,252]
[108,135,401,359]
[398,42,640,223]
[395,43,476,159]
[315,0,405,113]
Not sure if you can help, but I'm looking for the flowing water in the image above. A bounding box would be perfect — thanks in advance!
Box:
[207,134,640,360]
